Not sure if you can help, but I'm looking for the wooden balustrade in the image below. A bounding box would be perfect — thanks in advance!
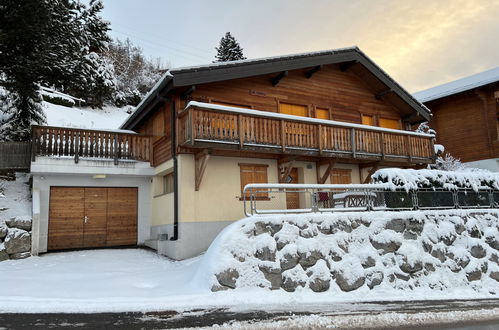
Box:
[179,105,435,163]
[31,125,152,164]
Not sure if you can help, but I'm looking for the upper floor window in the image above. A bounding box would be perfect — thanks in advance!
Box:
[279,102,308,117]
[361,114,374,126]
[315,107,330,120]
[379,118,401,129]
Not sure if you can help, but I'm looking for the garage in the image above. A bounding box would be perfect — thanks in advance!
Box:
[48,187,138,250]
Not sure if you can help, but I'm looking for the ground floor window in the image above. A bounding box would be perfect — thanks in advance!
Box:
[239,163,269,200]
[330,168,352,184]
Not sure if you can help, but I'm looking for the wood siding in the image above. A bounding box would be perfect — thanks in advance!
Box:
[190,65,404,125]
[426,86,499,163]
[48,187,138,250]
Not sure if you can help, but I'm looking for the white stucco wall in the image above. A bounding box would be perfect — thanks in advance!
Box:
[31,158,152,255]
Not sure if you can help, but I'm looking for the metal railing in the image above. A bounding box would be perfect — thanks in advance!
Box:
[243,184,498,216]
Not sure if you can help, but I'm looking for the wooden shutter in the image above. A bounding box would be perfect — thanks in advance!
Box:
[330,168,352,184]
[239,164,268,199]
[379,118,401,129]
[361,115,374,126]
[315,107,329,120]
[279,103,308,117]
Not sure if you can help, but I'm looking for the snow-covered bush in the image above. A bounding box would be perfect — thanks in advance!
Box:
[372,168,499,191]
[433,154,466,171]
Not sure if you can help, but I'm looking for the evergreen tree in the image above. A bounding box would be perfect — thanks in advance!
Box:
[0,0,50,141]
[214,32,246,62]
[0,0,113,140]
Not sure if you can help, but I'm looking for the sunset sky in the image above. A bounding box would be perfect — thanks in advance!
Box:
[102,0,499,93]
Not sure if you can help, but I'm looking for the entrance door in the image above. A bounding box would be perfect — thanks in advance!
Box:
[48,187,138,250]
[286,168,300,209]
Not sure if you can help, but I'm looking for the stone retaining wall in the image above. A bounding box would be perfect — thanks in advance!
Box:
[209,211,499,293]
[0,216,32,262]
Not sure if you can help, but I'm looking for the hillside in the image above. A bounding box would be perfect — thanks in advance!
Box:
[42,101,133,130]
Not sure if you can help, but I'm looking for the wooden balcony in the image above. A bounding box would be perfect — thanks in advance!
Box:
[178,102,435,164]
[31,125,152,164]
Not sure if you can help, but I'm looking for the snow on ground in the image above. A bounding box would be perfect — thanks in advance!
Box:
[0,211,498,314]
[0,173,31,224]
[42,101,132,130]
[179,309,499,329]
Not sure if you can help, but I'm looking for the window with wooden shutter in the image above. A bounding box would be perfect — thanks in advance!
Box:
[239,163,269,200]
[361,114,374,126]
[279,103,308,117]
[315,107,330,120]
[379,117,401,129]
[330,168,352,184]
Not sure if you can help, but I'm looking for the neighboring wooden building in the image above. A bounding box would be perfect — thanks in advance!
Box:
[414,66,499,170]
[30,47,435,260]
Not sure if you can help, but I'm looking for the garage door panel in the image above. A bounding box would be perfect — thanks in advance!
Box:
[48,187,138,250]
[107,188,138,246]
[83,188,107,248]
[48,187,84,250]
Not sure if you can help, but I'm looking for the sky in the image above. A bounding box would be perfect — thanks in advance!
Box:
[101,0,499,93]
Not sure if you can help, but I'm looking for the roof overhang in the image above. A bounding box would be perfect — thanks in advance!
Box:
[121,47,432,130]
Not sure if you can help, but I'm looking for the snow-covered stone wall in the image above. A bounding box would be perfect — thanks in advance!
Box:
[197,210,499,294]
[0,216,32,262]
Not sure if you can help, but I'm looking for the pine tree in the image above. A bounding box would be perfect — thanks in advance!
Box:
[214,32,246,62]
[0,0,50,141]
[0,0,114,141]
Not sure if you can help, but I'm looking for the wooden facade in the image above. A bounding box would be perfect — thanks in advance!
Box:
[424,82,499,163]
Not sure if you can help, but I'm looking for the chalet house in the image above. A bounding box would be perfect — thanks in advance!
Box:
[414,66,499,171]
[30,47,435,260]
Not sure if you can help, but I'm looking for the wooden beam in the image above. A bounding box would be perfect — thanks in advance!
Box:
[305,65,322,78]
[363,164,380,184]
[278,158,296,183]
[339,61,356,72]
[271,71,288,87]
[181,85,196,100]
[195,149,211,191]
[375,88,392,100]
[316,159,336,184]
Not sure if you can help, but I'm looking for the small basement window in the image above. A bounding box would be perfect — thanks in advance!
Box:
[239,163,269,200]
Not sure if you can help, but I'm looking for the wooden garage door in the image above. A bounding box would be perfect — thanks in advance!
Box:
[48,187,138,250]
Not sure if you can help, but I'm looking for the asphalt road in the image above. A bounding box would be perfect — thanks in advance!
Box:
[0,299,498,329]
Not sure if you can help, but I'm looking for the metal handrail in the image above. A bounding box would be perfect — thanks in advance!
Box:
[243,184,498,216]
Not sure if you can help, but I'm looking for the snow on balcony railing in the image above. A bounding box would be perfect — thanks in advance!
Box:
[179,101,435,162]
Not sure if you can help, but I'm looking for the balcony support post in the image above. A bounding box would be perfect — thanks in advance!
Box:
[351,128,356,158]
[280,120,286,152]
[278,157,296,183]
[316,159,336,184]
[195,149,211,191]
[363,163,380,184]
[238,114,244,149]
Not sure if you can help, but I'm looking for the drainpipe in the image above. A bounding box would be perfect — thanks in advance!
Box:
[171,100,179,241]
[158,95,178,241]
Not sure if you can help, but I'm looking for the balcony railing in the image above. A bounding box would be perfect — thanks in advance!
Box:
[179,102,435,163]
[31,125,152,164]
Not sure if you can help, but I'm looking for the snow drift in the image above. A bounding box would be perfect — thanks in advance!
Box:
[195,210,499,295]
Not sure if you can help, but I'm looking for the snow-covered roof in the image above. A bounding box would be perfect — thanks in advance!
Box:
[414,66,499,103]
[121,47,432,129]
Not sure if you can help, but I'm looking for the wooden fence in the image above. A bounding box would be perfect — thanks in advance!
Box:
[0,141,31,170]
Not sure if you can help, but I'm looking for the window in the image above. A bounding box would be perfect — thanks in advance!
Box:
[315,107,330,120]
[239,163,269,200]
[279,102,308,117]
[155,172,174,196]
[361,114,374,126]
[330,168,352,184]
[379,118,401,129]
